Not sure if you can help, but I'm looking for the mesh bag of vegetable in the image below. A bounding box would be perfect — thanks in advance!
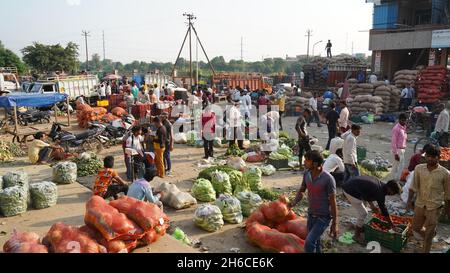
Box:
[260,165,276,176]
[227,170,250,195]
[52,162,77,184]
[0,186,28,217]
[245,166,263,191]
[211,170,233,196]
[191,178,216,202]
[194,204,224,232]
[29,182,58,209]
[3,230,48,253]
[215,194,243,224]
[2,171,29,189]
[236,191,263,217]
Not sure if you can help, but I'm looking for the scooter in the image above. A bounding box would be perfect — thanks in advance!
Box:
[49,123,104,153]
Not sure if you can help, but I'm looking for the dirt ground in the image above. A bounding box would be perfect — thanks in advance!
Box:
[1,116,449,253]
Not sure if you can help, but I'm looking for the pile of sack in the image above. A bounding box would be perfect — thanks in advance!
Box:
[416,65,448,104]
[394,70,419,89]
[76,103,107,129]
[388,85,402,112]
[246,196,307,253]
[285,97,310,115]
[0,171,58,217]
[348,95,384,114]
[373,82,391,112]
[350,83,374,97]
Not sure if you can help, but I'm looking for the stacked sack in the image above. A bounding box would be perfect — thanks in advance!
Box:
[350,83,374,97]
[285,97,310,115]
[416,65,449,104]
[373,82,391,112]
[388,85,402,112]
[76,103,107,129]
[394,70,419,89]
[348,78,358,91]
[348,95,384,115]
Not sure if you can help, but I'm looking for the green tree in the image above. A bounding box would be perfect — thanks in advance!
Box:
[0,41,27,74]
[90,53,102,71]
[21,42,79,74]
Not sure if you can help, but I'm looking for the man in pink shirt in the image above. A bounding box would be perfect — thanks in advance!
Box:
[390,113,408,180]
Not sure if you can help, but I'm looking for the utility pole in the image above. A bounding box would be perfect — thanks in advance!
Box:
[82,30,90,71]
[184,13,195,89]
[305,29,313,61]
[102,30,106,61]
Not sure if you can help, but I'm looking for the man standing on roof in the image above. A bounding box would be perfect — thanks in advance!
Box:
[325,40,333,58]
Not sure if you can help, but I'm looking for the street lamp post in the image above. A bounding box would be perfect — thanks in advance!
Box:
[312,40,323,57]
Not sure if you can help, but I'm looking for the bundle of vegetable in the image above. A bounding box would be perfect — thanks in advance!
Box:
[269,151,289,161]
[194,204,224,232]
[210,171,233,196]
[157,182,197,210]
[198,166,236,180]
[260,165,276,176]
[227,169,250,195]
[186,131,198,146]
[236,191,263,217]
[0,186,28,217]
[256,188,281,201]
[278,131,290,139]
[3,230,48,253]
[277,145,293,158]
[73,153,103,177]
[0,141,26,162]
[215,194,243,224]
[2,171,29,189]
[52,162,77,184]
[227,157,246,171]
[191,178,216,202]
[29,182,58,209]
[226,144,245,157]
[245,166,263,191]
[281,138,297,149]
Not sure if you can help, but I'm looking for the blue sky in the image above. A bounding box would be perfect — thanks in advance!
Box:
[1,0,373,63]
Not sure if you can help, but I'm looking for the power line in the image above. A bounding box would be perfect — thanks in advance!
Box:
[82,30,90,71]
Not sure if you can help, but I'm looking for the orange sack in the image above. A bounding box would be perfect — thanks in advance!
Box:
[43,222,107,253]
[109,196,169,233]
[246,222,305,253]
[84,196,145,241]
[79,225,137,253]
[3,230,48,253]
[275,218,308,240]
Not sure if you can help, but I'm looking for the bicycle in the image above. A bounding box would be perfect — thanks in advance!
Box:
[405,107,425,134]
[413,132,440,154]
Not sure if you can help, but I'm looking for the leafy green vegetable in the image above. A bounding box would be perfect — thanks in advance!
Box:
[29,182,58,209]
[73,154,102,178]
[225,144,245,157]
[236,191,263,217]
[269,151,289,160]
[260,165,276,176]
[215,194,243,224]
[227,170,250,195]
[198,166,236,181]
[277,145,293,158]
[211,171,233,196]
[245,166,263,191]
[192,178,216,202]
[256,188,281,201]
[279,131,290,139]
[53,162,78,184]
[0,186,28,217]
[194,204,224,232]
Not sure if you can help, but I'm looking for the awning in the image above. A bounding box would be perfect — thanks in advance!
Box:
[0,93,68,108]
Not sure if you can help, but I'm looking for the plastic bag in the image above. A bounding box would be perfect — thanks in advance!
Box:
[215,194,243,224]
[236,191,263,217]
[275,218,308,240]
[227,157,246,171]
[174,133,188,144]
[29,182,58,209]
[227,170,249,195]
[172,227,191,245]
[246,222,304,253]
[52,162,77,184]
[3,230,48,253]
[2,171,29,189]
[261,165,276,176]
[44,222,107,253]
[192,179,216,202]
[0,186,28,217]
[194,204,224,232]
[210,170,233,196]
[245,166,263,191]
[157,183,197,210]
[84,196,145,241]
[109,196,169,234]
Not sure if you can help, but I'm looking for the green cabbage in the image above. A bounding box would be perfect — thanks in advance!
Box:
[211,171,233,196]
[194,204,224,232]
[191,179,216,202]
[260,165,276,176]
[236,191,263,216]
[245,166,263,191]
[0,186,28,217]
[29,182,58,209]
[215,194,243,224]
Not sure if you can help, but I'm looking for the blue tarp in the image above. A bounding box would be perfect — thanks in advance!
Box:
[0,93,68,109]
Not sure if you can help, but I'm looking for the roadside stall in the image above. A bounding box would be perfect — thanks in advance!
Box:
[0,93,70,143]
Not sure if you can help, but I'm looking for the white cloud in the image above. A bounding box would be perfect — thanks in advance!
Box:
[66,0,81,6]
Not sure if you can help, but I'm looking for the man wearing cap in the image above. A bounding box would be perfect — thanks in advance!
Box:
[435,102,450,147]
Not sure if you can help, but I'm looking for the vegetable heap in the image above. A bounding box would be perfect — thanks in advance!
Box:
[0,141,26,162]
[225,144,245,157]
[73,153,102,177]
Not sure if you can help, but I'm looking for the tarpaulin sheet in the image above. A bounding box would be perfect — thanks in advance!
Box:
[0,93,68,109]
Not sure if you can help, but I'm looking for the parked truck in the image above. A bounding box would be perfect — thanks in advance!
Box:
[145,72,188,92]
[212,72,273,93]
[28,75,99,101]
[0,67,21,95]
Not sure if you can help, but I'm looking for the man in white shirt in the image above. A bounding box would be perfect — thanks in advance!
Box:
[228,100,244,149]
[125,126,145,180]
[435,102,450,147]
[232,87,241,102]
[338,100,350,134]
[308,93,322,127]
[106,83,112,97]
[342,124,361,182]
[400,83,414,110]
[369,74,378,84]
[239,89,252,120]
[323,148,345,187]
[99,83,106,99]
[154,84,161,103]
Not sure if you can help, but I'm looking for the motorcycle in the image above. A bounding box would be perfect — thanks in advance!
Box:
[89,114,135,147]
[49,123,104,153]
[18,109,51,126]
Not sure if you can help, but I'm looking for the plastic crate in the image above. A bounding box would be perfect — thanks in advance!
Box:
[267,159,290,170]
[97,100,109,107]
[364,218,409,252]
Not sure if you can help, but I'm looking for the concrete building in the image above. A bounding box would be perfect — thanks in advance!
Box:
[368,0,450,78]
